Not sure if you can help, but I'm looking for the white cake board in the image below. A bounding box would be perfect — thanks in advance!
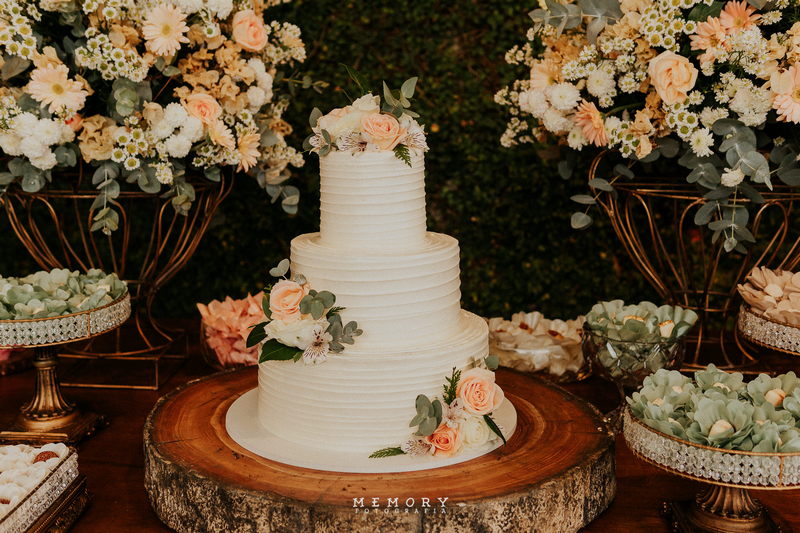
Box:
[225,388,517,474]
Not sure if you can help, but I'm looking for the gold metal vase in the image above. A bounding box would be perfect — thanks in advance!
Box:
[589,152,800,369]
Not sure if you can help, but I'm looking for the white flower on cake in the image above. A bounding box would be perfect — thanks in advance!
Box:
[304,72,429,166]
[461,414,494,448]
[369,359,508,459]
[247,258,362,365]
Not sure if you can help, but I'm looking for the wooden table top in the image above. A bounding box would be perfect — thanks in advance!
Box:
[2,337,800,532]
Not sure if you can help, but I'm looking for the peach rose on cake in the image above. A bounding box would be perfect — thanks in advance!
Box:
[184,93,222,125]
[361,113,406,151]
[456,367,505,416]
[316,94,380,139]
[425,422,463,457]
[268,279,310,323]
[231,10,268,52]
[647,51,698,106]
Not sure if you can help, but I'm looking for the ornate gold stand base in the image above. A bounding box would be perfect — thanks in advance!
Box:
[0,345,106,444]
[0,411,106,445]
[664,486,784,533]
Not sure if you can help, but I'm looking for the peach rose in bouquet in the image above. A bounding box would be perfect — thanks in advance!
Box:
[456,367,505,416]
[231,9,269,52]
[647,51,698,106]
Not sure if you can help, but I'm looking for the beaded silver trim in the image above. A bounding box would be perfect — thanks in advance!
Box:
[0,452,79,533]
[0,294,130,348]
[623,410,800,488]
[738,305,800,355]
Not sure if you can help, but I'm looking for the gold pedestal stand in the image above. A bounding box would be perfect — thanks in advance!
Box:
[665,486,784,533]
[0,293,130,445]
[624,410,796,533]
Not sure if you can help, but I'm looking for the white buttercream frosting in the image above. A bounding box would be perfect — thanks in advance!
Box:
[319,150,427,251]
[258,312,489,453]
[291,232,462,346]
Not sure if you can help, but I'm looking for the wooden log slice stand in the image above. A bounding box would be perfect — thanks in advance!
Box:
[144,368,616,533]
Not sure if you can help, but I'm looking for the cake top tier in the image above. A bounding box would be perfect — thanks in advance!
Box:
[306,76,431,250]
[304,77,429,165]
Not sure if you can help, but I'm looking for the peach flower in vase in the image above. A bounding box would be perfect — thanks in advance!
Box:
[142,4,190,57]
[456,367,505,416]
[574,101,608,147]
[184,93,222,125]
[719,0,761,32]
[771,64,800,123]
[647,51,698,106]
[198,293,265,368]
[26,64,88,113]
[426,422,464,457]
[232,10,269,52]
[361,113,406,151]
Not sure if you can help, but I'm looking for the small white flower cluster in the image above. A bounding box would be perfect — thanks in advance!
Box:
[0,112,74,170]
[0,443,69,519]
[0,0,38,59]
[714,73,772,127]
[245,58,275,111]
[640,4,694,51]
[263,21,307,64]
[74,28,149,82]
[726,27,770,77]
[517,82,582,136]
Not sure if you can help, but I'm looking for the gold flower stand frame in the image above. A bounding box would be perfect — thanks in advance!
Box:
[589,152,800,370]
[624,409,798,532]
[3,172,232,389]
[0,293,131,444]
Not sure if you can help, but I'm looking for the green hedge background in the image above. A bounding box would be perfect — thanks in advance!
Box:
[0,0,653,320]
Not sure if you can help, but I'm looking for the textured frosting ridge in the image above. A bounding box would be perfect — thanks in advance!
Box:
[258,312,489,453]
[319,151,427,251]
[291,232,462,346]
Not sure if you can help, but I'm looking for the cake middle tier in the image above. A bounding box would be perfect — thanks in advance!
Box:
[291,232,462,347]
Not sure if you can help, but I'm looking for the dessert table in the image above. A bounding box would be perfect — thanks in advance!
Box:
[2,321,800,532]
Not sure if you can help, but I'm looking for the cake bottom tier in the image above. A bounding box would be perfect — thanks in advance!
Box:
[257,311,488,454]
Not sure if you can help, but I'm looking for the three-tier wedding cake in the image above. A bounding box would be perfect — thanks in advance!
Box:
[226,80,515,473]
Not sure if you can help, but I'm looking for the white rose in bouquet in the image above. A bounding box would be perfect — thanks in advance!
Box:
[461,415,495,448]
[266,317,329,350]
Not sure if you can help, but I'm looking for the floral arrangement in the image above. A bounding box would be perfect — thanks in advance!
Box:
[487,311,585,377]
[586,300,699,342]
[738,266,800,325]
[369,357,507,459]
[197,292,263,367]
[0,442,69,517]
[246,259,361,365]
[498,0,800,250]
[304,73,429,166]
[628,365,800,452]
[0,0,313,234]
[0,268,126,319]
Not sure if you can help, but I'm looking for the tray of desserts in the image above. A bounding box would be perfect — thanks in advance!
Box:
[737,266,800,356]
[0,443,87,533]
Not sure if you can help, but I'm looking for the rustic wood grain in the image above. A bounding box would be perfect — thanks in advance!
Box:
[143,367,616,533]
